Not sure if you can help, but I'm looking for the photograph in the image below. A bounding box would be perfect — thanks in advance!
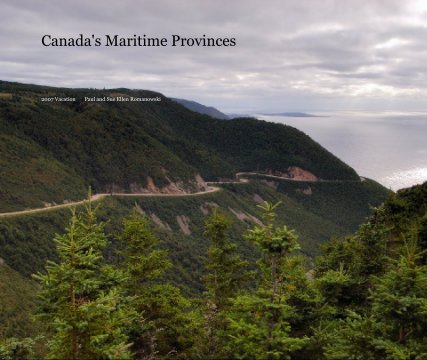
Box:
[1,1,426,359]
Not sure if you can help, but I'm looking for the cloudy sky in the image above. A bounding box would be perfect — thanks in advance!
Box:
[1,0,427,112]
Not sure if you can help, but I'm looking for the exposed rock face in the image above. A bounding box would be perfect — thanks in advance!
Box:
[296,186,313,195]
[261,180,279,190]
[302,186,313,195]
[146,176,159,193]
[113,171,198,195]
[129,183,149,193]
[133,202,145,215]
[200,205,209,215]
[287,166,318,181]
[265,167,318,181]
[105,183,126,193]
[150,213,172,231]
[133,206,172,231]
[228,207,262,225]
[200,202,219,215]
[142,176,187,194]
[162,181,186,194]
[176,215,191,235]
[194,174,208,191]
[253,193,264,204]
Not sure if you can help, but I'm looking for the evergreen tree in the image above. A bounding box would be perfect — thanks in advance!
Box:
[198,209,252,358]
[0,337,36,360]
[369,233,427,357]
[325,232,427,359]
[34,201,133,360]
[117,211,193,359]
[315,207,389,316]
[203,209,251,308]
[279,255,324,360]
[418,215,427,264]
[226,201,308,359]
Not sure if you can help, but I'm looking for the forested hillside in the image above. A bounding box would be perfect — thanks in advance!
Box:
[0,178,387,288]
[0,81,358,211]
[1,181,425,359]
[171,98,231,119]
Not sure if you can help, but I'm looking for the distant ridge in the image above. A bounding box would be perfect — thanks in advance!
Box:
[264,112,322,117]
[227,113,253,119]
[171,98,230,120]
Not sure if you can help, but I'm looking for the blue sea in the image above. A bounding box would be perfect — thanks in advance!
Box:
[259,112,427,191]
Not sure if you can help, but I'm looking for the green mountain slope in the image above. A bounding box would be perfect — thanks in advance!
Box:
[0,178,389,337]
[171,98,230,119]
[0,263,38,338]
[0,134,87,212]
[380,180,427,245]
[0,80,358,212]
[0,179,388,287]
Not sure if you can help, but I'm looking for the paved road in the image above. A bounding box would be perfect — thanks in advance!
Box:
[236,172,363,183]
[0,186,221,218]
[0,172,362,218]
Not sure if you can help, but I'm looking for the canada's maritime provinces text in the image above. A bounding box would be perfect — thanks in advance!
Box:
[42,34,236,47]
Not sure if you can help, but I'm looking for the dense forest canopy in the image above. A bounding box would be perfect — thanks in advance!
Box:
[1,181,426,359]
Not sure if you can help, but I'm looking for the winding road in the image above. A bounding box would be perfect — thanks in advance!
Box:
[0,187,222,218]
[0,172,362,218]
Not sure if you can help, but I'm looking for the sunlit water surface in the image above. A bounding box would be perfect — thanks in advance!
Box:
[258,112,427,191]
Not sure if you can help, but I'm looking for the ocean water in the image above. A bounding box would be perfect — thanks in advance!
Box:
[259,112,427,191]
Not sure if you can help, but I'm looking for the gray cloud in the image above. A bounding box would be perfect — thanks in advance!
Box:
[1,0,426,112]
